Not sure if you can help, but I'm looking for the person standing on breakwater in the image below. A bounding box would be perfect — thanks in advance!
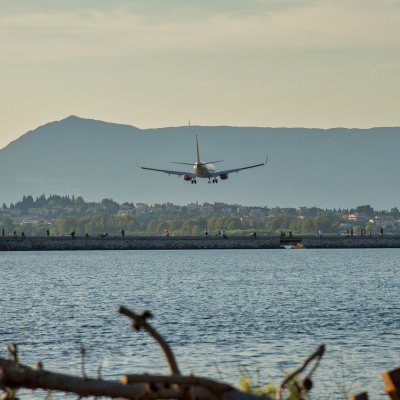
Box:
[1,227,4,237]
[46,229,50,238]
[71,230,76,238]
[121,228,125,237]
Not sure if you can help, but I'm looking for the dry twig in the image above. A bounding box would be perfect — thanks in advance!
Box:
[119,306,181,375]
[276,344,325,400]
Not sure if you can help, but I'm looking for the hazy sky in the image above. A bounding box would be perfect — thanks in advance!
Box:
[1,0,400,149]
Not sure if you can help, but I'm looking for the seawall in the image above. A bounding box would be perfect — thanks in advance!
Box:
[301,235,400,248]
[1,235,400,251]
[0,236,282,251]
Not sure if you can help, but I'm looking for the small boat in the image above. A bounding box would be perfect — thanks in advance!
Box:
[291,242,304,249]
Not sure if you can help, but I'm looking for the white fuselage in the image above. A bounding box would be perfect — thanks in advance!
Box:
[193,162,215,178]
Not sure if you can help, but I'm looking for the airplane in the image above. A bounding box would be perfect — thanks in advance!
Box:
[140,134,268,184]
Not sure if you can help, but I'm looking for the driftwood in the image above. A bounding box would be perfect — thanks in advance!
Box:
[383,367,400,400]
[0,306,325,400]
[276,344,325,400]
[118,306,180,375]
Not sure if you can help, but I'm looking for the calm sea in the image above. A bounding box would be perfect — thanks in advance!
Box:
[1,249,400,399]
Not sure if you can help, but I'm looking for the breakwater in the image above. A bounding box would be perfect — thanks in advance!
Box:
[301,235,400,248]
[0,236,282,251]
[1,235,400,251]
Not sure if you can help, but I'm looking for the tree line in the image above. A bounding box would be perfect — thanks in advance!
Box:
[1,194,399,236]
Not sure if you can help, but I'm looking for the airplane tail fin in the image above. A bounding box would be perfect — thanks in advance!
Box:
[196,134,201,164]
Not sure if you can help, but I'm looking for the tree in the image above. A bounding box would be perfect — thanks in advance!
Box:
[390,207,400,218]
[100,198,120,214]
[0,217,14,233]
[356,205,374,217]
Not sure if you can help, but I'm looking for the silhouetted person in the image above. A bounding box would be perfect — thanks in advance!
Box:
[121,228,125,237]
[350,227,354,237]
[1,227,4,237]
[204,229,208,238]
[46,229,50,237]
[21,232,25,238]
[71,230,76,238]
[380,228,384,236]
[85,232,90,238]
[13,231,17,238]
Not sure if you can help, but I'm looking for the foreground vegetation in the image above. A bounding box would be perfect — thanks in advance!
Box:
[1,307,398,399]
[0,306,325,400]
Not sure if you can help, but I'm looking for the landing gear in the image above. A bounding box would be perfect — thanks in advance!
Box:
[191,179,197,184]
[208,179,211,184]
[212,178,218,184]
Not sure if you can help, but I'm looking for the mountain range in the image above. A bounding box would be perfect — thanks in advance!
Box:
[0,115,399,209]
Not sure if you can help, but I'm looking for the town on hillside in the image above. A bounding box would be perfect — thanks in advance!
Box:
[0,194,399,237]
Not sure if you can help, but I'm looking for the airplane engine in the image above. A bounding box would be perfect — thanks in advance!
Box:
[219,174,228,180]
[183,175,192,181]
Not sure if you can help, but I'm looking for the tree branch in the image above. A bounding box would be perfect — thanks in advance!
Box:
[119,306,180,375]
[0,358,270,400]
[122,374,233,395]
[0,358,181,400]
[276,344,325,400]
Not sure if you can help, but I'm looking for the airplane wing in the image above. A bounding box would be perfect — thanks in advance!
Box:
[209,157,268,177]
[140,165,196,178]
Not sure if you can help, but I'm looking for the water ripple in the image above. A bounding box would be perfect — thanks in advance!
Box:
[1,249,400,398]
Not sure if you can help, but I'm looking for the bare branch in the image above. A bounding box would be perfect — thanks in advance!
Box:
[7,345,18,364]
[122,374,233,395]
[80,345,87,380]
[119,306,180,375]
[0,358,270,400]
[0,358,179,400]
[276,344,325,400]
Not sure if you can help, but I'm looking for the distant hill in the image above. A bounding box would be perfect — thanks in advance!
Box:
[0,115,399,208]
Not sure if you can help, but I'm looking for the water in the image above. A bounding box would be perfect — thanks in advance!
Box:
[1,249,400,399]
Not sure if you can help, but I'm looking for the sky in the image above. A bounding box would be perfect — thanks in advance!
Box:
[1,0,400,149]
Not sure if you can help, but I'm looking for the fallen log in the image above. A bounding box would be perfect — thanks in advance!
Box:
[0,306,325,400]
[0,358,270,400]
